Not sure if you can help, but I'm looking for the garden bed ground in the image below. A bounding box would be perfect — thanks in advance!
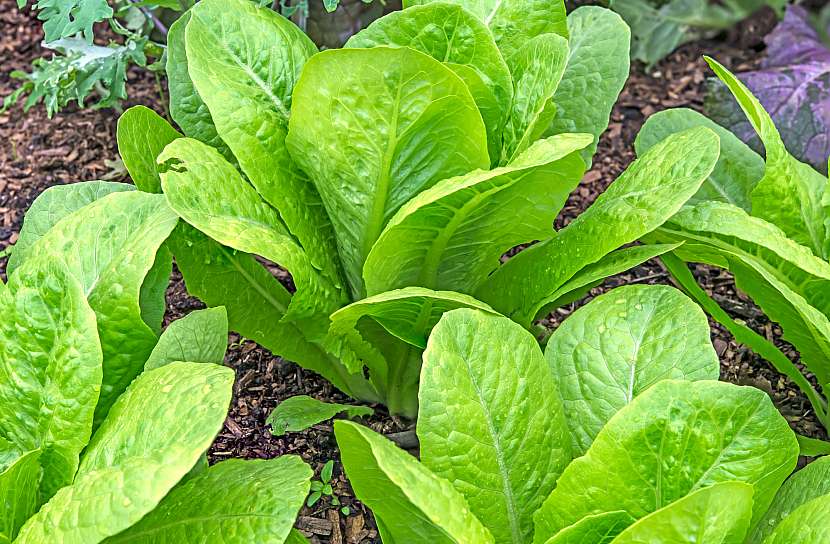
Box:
[1,2,827,542]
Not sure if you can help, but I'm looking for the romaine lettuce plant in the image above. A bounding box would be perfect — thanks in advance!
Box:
[115,0,724,417]
[1,188,312,544]
[335,286,802,543]
[637,57,830,432]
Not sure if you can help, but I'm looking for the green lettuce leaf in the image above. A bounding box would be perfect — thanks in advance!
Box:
[706,57,830,258]
[403,0,568,61]
[418,309,571,544]
[116,106,183,194]
[165,11,231,159]
[609,482,754,544]
[762,494,830,544]
[546,285,719,455]
[144,307,228,371]
[345,2,512,163]
[636,108,764,210]
[532,380,798,543]
[363,134,590,295]
[752,456,830,542]
[0,257,101,500]
[159,137,345,323]
[185,0,343,289]
[545,6,630,167]
[22,191,178,425]
[541,512,635,544]
[334,420,494,544]
[0,451,41,543]
[6,181,134,273]
[15,362,233,544]
[103,457,311,543]
[286,46,489,298]
[500,33,569,164]
[267,396,373,437]
[478,126,720,325]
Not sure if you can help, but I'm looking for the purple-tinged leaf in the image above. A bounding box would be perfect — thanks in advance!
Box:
[706,6,830,174]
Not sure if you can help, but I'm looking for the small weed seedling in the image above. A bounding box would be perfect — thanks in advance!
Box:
[308,460,350,516]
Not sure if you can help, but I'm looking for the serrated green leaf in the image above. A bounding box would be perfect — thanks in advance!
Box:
[36,0,113,43]
[345,2,513,164]
[334,420,494,544]
[546,285,719,455]
[419,309,571,544]
[532,380,798,544]
[103,457,311,543]
[706,57,830,258]
[23,191,178,425]
[144,307,228,371]
[751,456,830,542]
[541,511,635,544]
[0,451,41,543]
[159,137,345,323]
[610,482,754,544]
[0,257,101,500]
[636,107,764,210]
[501,34,569,164]
[286,46,489,298]
[7,181,134,274]
[404,0,568,61]
[266,396,373,437]
[545,6,630,168]
[166,11,232,159]
[478,127,719,325]
[117,106,182,194]
[15,362,233,544]
[364,134,590,295]
[186,0,344,289]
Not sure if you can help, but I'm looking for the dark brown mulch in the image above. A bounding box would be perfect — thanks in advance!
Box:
[0,2,826,542]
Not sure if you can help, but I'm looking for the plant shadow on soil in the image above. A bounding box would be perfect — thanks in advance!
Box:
[1,1,827,542]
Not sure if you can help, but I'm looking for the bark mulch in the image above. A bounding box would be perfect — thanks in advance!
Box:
[0,2,825,542]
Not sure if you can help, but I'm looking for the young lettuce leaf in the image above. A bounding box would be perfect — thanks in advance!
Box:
[267,396,373,437]
[0,450,41,543]
[143,307,228,371]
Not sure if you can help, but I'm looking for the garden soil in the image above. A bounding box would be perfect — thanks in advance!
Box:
[1,2,825,542]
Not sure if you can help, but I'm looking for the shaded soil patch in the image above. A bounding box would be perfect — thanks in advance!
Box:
[1,2,825,542]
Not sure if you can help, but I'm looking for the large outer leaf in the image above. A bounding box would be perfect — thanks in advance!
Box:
[541,512,635,544]
[419,309,571,544]
[763,494,830,544]
[326,287,498,416]
[546,285,719,455]
[22,191,178,425]
[500,33,569,164]
[751,456,830,542]
[165,11,230,158]
[159,138,344,322]
[345,2,513,163]
[6,181,134,273]
[478,127,719,325]
[636,108,764,210]
[116,106,183,194]
[545,7,630,167]
[706,57,829,258]
[286,46,489,298]
[167,225,378,403]
[144,307,228,371]
[104,457,311,543]
[532,380,798,544]
[185,0,343,290]
[403,0,568,61]
[0,257,101,500]
[16,362,233,544]
[364,134,590,295]
[609,482,754,544]
[0,451,41,543]
[334,420,494,544]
